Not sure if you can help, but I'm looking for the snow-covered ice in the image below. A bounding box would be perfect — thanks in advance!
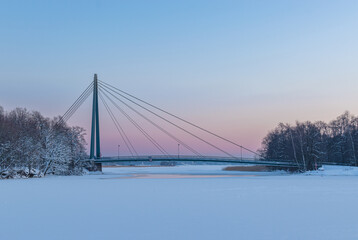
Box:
[1,165,358,240]
[307,164,358,176]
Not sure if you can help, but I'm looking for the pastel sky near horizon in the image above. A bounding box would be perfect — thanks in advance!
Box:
[1,0,358,156]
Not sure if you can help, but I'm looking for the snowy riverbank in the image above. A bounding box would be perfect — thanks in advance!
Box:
[305,164,358,176]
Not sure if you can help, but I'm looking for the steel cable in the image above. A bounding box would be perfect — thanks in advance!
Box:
[99,82,238,159]
[99,87,171,157]
[98,91,137,156]
[99,80,260,157]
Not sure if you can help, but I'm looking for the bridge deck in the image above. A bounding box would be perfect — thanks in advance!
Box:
[94,155,297,167]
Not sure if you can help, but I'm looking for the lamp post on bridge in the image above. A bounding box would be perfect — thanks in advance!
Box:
[178,143,180,159]
[118,144,120,160]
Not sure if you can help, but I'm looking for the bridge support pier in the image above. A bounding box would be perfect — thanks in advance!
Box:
[95,162,102,172]
[85,161,102,172]
[85,159,102,172]
[90,73,101,160]
[88,74,102,172]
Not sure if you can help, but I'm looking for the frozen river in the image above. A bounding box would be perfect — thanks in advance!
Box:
[1,165,358,240]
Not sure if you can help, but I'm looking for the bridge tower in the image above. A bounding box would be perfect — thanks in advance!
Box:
[90,74,101,159]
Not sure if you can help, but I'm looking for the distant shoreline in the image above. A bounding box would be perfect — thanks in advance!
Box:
[223,165,270,172]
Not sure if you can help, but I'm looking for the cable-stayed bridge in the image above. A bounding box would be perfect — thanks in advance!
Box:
[58,74,297,170]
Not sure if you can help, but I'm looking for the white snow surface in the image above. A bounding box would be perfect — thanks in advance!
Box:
[307,164,358,176]
[1,165,358,240]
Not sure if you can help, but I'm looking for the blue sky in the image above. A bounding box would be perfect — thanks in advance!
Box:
[1,0,358,155]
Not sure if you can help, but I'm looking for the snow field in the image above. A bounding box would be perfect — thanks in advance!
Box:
[0,165,358,240]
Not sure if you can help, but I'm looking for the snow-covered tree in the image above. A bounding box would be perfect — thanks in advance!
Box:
[0,107,88,178]
[260,112,358,171]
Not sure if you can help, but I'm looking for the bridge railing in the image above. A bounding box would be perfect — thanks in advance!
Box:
[95,155,296,167]
[100,155,260,161]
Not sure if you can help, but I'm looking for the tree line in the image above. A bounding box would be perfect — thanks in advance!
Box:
[0,106,88,178]
[260,112,358,171]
